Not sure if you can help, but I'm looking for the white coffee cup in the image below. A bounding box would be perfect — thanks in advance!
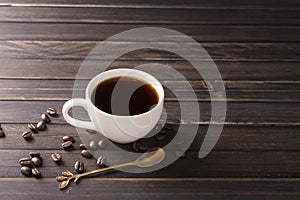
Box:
[62,68,164,144]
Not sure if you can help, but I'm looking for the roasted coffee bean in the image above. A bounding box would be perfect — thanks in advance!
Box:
[163,123,173,130]
[41,113,51,123]
[79,143,87,150]
[155,133,166,141]
[97,156,106,167]
[32,168,41,177]
[138,143,149,152]
[28,123,38,132]
[31,157,42,167]
[132,142,140,152]
[81,150,93,158]
[89,140,97,150]
[37,120,46,130]
[22,131,32,140]
[20,166,32,176]
[19,157,32,166]
[29,152,40,157]
[62,141,73,149]
[51,153,62,163]
[47,107,57,116]
[74,161,84,173]
[0,129,5,138]
[63,135,74,142]
[98,139,107,149]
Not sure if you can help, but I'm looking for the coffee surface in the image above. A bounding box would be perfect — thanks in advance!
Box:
[94,76,159,116]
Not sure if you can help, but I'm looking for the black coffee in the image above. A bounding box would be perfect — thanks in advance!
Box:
[94,76,159,116]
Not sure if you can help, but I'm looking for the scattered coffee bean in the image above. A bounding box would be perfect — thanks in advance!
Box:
[81,150,93,158]
[19,157,32,166]
[74,161,84,173]
[62,141,73,149]
[31,157,42,167]
[28,123,37,132]
[89,140,98,150]
[29,152,40,157]
[132,142,140,152]
[98,139,107,149]
[163,123,173,130]
[97,156,106,167]
[22,131,32,140]
[138,143,149,152]
[0,128,5,138]
[41,113,50,123]
[47,108,57,116]
[51,153,62,163]
[20,166,32,176]
[56,176,68,182]
[37,120,46,130]
[63,135,74,142]
[79,143,87,150]
[155,133,166,141]
[32,168,41,177]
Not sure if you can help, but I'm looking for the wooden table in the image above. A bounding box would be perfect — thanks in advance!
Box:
[0,1,299,199]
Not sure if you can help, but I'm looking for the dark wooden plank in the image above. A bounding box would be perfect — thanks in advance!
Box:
[0,178,299,200]
[0,100,299,124]
[0,59,299,81]
[1,0,300,10]
[0,23,299,42]
[0,79,299,102]
[1,124,300,151]
[1,150,300,178]
[0,7,299,25]
[0,41,299,61]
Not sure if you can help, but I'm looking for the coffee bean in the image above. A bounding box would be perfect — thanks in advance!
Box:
[62,141,73,149]
[163,123,173,130]
[47,107,57,116]
[96,156,106,167]
[20,166,32,176]
[74,161,84,173]
[32,168,41,177]
[37,120,46,130]
[79,143,87,150]
[41,113,51,123]
[29,152,40,157]
[28,123,37,132]
[89,140,97,150]
[81,150,93,158]
[0,129,5,138]
[63,135,74,142]
[138,143,149,152]
[31,157,42,167]
[132,142,140,152]
[51,153,62,163]
[22,131,32,140]
[19,157,32,166]
[155,133,166,141]
[98,139,107,149]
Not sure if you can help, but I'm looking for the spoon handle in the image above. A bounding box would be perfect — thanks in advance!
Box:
[74,162,134,182]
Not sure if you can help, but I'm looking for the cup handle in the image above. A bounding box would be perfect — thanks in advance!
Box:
[62,98,96,131]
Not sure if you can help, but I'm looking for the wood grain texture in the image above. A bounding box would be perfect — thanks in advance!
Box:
[0,0,300,10]
[0,178,299,200]
[0,59,299,81]
[0,7,299,25]
[0,79,299,102]
[0,41,299,61]
[0,124,299,151]
[0,23,299,42]
[0,101,299,124]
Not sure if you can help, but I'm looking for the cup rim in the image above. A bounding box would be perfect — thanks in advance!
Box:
[85,68,164,118]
